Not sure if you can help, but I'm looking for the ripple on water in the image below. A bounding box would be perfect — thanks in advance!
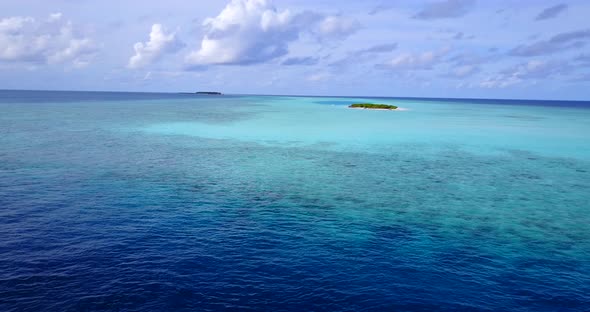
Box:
[1,94,590,311]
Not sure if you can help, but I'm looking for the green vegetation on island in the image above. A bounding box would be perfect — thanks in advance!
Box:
[349,103,398,110]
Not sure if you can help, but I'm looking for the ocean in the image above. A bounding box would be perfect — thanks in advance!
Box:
[1,90,589,311]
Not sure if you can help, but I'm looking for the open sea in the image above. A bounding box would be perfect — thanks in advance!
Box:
[1,90,589,311]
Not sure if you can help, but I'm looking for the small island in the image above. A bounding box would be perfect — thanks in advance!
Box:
[196,91,222,95]
[349,103,398,110]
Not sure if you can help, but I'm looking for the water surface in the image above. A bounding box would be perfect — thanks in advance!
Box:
[1,90,589,311]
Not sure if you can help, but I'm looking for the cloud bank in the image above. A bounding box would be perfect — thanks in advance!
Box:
[185,0,358,66]
[0,13,96,67]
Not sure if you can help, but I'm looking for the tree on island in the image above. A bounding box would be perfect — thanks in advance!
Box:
[349,103,398,110]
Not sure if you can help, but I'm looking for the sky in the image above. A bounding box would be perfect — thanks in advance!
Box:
[0,0,589,100]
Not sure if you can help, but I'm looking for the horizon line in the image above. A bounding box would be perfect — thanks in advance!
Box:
[1,88,589,103]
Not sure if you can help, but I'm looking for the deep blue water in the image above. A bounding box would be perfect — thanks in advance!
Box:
[1,90,589,311]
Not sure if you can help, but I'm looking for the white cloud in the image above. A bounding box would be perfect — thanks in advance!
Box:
[185,0,358,66]
[389,52,437,69]
[50,38,95,67]
[314,15,359,39]
[479,60,569,88]
[0,13,96,66]
[507,60,570,81]
[186,0,296,66]
[479,75,521,89]
[307,72,331,82]
[143,71,152,81]
[451,64,479,77]
[128,24,183,69]
[383,48,450,70]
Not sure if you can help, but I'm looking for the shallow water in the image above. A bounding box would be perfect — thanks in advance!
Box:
[1,90,589,311]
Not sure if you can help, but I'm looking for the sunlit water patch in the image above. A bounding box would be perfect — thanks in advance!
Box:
[142,96,590,158]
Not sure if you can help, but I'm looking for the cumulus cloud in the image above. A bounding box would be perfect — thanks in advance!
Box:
[185,0,358,66]
[510,29,590,56]
[0,13,96,66]
[535,3,568,21]
[186,0,297,66]
[414,0,476,20]
[128,24,183,69]
[382,48,450,70]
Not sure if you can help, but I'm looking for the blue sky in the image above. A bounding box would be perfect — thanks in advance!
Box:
[0,0,589,100]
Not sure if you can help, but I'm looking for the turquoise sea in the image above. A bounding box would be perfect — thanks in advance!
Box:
[1,90,589,311]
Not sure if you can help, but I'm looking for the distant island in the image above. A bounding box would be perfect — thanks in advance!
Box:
[349,103,398,110]
[196,91,222,95]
